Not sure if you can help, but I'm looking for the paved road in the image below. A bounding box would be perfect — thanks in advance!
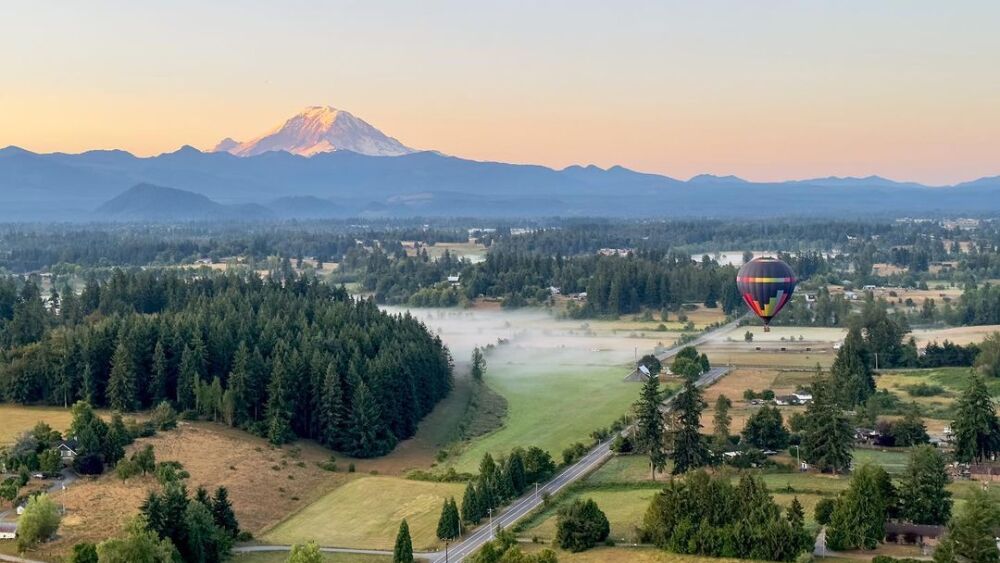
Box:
[433,324,736,563]
[623,318,741,381]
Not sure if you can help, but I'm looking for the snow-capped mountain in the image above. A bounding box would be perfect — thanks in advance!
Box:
[213,106,415,157]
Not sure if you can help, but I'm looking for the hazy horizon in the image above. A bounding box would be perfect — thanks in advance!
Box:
[4,1,1000,184]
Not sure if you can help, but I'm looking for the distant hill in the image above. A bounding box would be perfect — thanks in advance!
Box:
[96,183,273,221]
[1,143,1000,221]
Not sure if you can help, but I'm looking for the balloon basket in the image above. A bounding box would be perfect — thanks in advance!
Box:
[763,326,770,333]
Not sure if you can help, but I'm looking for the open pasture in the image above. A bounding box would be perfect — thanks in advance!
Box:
[0,404,78,445]
[263,476,465,551]
[910,324,1000,346]
[702,368,812,433]
[402,240,487,263]
[233,553,393,563]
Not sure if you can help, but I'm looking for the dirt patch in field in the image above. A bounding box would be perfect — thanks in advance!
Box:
[41,422,349,558]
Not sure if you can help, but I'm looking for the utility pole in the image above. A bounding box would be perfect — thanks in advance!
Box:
[445,541,449,563]
[488,508,493,540]
[793,444,801,471]
[535,482,539,498]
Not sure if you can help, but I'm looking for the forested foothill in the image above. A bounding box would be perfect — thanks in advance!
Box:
[0,268,453,458]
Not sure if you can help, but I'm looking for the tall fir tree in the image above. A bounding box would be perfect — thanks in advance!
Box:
[107,342,137,412]
[461,482,481,525]
[713,394,732,445]
[802,375,853,474]
[830,325,874,407]
[952,372,1000,463]
[635,372,666,479]
[150,340,168,404]
[319,365,347,450]
[265,355,294,444]
[898,445,952,525]
[672,379,709,474]
[348,381,394,457]
[393,520,414,563]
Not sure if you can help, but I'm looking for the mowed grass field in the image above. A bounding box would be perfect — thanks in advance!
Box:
[521,488,658,543]
[263,476,465,551]
[449,359,646,473]
[232,553,394,563]
[0,404,79,444]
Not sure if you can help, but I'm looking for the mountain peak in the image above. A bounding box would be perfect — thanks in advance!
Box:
[214,105,415,158]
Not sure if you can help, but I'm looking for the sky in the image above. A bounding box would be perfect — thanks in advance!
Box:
[2,1,999,185]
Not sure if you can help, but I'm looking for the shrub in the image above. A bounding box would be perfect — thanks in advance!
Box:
[814,497,836,525]
[555,498,610,552]
[17,493,61,550]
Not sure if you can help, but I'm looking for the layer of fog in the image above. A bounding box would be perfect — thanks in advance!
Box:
[380,306,675,371]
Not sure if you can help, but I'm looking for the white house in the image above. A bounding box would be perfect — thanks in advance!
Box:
[57,438,79,463]
[447,274,460,286]
[793,393,813,403]
[0,522,16,540]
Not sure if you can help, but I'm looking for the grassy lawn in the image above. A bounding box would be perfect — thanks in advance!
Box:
[852,448,911,474]
[755,472,850,494]
[449,359,643,473]
[586,455,671,484]
[262,476,465,551]
[520,545,763,563]
[520,488,658,543]
[0,404,78,445]
[232,552,395,563]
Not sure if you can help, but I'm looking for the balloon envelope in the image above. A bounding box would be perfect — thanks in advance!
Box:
[736,257,797,327]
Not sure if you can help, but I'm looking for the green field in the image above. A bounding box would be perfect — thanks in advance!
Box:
[232,552,394,563]
[520,487,658,543]
[852,448,911,474]
[586,455,670,484]
[262,476,465,551]
[449,359,646,472]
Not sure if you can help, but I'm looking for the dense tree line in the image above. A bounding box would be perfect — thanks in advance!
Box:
[0,269,452,458]
[642,471,813,561]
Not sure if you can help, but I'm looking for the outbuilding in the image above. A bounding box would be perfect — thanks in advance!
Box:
[0,522,17,540]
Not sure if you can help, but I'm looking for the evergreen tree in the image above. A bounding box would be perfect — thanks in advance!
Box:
[319,365,346,450]
[713,394,732,444]
[471,347,486,382]
[826,464,894,550]
[177,345,200,410]
[227,342,251,426]
[635,372,666,478]
[461,482,481,524]
[899,445,952,525]
[934,489,1000,563]
[741,405,790,450]
[348,381,395,457]
[802,376,853,473]
[150,341,168,404]
[436,497,461,540]
[107,342,137,412]
[266,355,294,444]
[953,372,1000,463]
[831,326,874,407]
[393,519,414,563]
[211,486,239,538]
[672,380,709,474]
[555,498,610,553]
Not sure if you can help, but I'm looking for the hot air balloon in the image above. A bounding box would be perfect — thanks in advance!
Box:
[736,257,797,331]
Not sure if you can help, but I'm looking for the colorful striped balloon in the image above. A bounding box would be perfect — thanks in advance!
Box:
[736,257,797,331]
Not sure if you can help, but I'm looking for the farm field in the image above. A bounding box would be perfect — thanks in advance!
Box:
[520,487,658,543]
[448,358,649,473]
[0,404,79,445]
[910,324,1000,346]
[518,544,870,563]
[701,368,811,433]
[262,476,465,551]
[700,325,842,369]
[38,422,349,560]
[233,553,394,563]
[402,240,488,262]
